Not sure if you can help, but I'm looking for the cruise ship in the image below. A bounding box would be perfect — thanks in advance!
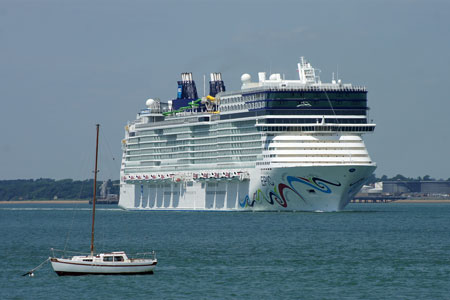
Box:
[119,57,376,211]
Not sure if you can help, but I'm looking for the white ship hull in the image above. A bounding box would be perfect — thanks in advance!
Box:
[50,257,156,276]
[119,164,375,212]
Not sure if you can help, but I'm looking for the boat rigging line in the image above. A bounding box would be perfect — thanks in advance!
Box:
[100,126,117,162]
[21,258,51,277]
[323,89,341,129]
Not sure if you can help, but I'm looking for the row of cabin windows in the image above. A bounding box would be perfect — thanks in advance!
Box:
[154,156,258,165]
[222,91,367,103]
[126,148,262,161]
[262,118,367,124]
[128,136,257,150]
[220,96,243,104]
[125,155,259,168]
[265,140,362,144]
[134,120,256,138]
[103,256,124,262]
[264,154,368,158]
[127,131,260,149]
[264,146,366,150]
[221,100,367,112]
[127,141,262,155]
[221,101,264,112]
[259,126,374,132]
[132,124,257,143]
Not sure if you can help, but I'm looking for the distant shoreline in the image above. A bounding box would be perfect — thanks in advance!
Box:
[0,200,89,204]
[393,199,450,203]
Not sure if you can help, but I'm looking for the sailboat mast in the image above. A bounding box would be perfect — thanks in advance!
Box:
[90,124,100,256]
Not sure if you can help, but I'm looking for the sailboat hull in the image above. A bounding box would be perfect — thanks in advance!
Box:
[50,258,157,276]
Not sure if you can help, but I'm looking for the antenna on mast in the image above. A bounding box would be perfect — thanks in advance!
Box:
[337,64,339,81]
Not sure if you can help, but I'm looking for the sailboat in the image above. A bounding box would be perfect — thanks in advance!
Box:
[50,124,157,276]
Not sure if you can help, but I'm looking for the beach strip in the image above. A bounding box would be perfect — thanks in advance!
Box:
[0,200,89,204]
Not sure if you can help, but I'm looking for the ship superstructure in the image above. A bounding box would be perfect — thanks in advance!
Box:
[119,57,376,211]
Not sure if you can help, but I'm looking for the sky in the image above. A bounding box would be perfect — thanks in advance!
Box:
[1,0,449,180]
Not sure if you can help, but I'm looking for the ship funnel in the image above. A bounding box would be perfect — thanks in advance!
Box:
[177,72,198,99]
[209,72,226,97]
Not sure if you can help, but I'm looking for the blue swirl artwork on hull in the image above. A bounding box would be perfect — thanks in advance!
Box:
[241,176,341,208]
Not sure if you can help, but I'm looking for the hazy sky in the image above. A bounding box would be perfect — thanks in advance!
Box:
[1,0,449,180]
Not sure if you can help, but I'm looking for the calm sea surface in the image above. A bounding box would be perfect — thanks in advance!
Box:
[1,203,449,299]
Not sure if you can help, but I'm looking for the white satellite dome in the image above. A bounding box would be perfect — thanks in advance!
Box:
[146,98,156,108]
[241,73,251,83]
[269,73,281,80]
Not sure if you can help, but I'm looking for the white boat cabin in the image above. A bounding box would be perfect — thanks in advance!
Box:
[71,251,129,263]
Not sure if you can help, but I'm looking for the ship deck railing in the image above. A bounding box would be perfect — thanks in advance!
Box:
[135,116,212,129]
[220,85,367,97]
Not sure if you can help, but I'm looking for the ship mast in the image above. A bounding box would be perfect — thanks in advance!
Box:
[90,124,100,256]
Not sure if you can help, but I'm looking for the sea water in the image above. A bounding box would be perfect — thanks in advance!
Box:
[1,203,449,299]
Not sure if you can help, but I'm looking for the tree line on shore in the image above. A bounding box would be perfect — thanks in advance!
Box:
[0,175,449,201]
[0,178,119,201]
[366,174,450,184]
